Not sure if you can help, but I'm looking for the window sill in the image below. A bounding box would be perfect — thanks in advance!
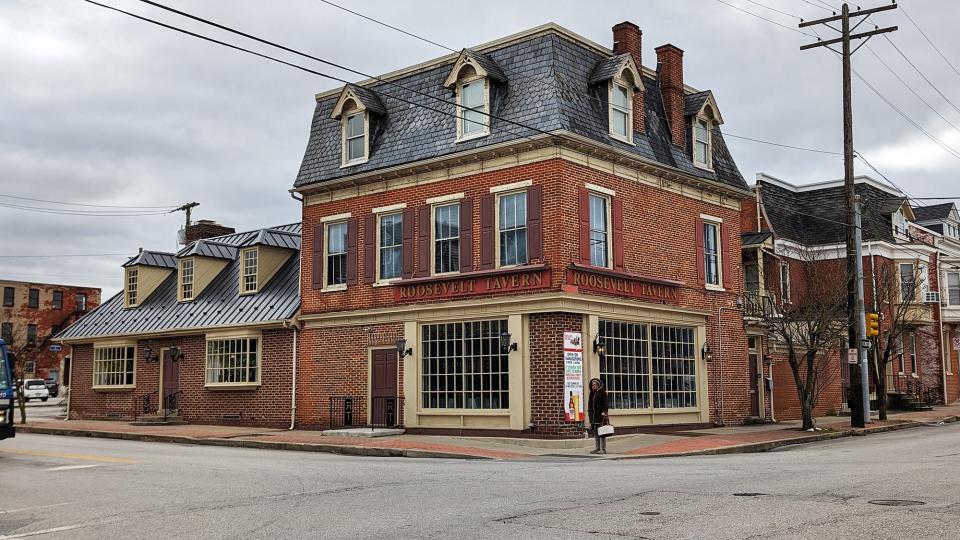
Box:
[705,284,726,292]
[205,383,261,391]
[239,290,258,296]
[320,284,347,293]
[456,130,490,143]
[911,374,920,379]
[609,132,633,145]
[417,409,509,416]
[373,279,401,288]
[609,407,700,415]
[340,157,369,169]
[92,386,135,392]
[693,162,714,172]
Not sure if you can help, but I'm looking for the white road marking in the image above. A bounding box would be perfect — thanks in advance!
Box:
[46,464,101,471]
[0,502,77,515]
[0,520,118,539]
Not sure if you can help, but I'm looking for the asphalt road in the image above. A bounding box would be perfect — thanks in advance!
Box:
[1,423,959,539]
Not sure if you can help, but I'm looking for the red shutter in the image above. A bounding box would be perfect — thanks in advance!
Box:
[312,224,324,289]
[363,214,376,284]
[479,194,495,270]
[401,208,414,279]
[695,217,705,286]
[612,197,624,271]
[417,206,431,277]
[527,185,543,263]
[578,188,591,265]
[721,221,732,289]
[459,198,473,272]
[346,217,358,285]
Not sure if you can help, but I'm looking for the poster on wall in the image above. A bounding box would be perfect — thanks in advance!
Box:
[953,336,960,351]
[563,331,585,422]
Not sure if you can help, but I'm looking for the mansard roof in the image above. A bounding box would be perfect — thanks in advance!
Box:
[295,25,747,192]
[442,48,507,88]
[330,83,387,119]
[913,202,955,222]
[587,53,641,87]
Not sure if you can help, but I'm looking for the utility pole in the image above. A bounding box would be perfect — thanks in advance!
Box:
[172,201,200,229]
[800,3,897,428]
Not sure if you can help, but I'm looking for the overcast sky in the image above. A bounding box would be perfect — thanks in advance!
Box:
[2,0,959,297]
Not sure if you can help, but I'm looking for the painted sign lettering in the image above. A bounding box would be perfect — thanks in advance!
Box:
[395,269,550,301]
[567,268,680,303]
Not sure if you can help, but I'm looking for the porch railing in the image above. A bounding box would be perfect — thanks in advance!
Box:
[742,290,778,319]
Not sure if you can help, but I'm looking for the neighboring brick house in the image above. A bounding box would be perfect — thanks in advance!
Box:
[742,173,957,421]
[55,223,301,427]
[292,21,759,436]
[0,279,100,384]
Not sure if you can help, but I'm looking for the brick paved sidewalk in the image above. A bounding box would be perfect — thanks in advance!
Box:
[16,404,960,460]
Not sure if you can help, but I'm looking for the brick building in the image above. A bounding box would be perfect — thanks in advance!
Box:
[55,222,301,427]
[0,279,100,384]
[742,173,958,421]
[292,22,760,436]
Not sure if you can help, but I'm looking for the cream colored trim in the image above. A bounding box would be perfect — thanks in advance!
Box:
[700,214,723,223]
[489,179,532,194]
[372,203,407,214]
[608,79,633,144]
[375,211,404,283]
[425,192,465,204]
[239,247,259,295]
[204,328,262,340]
[455,74,490,142]
[429,201,462,277]
[330,87,368,119]
[585,183,615,197]
[320,212,352,223]
[91,342,137,391]
[371,281,396,288]
[205,383,262,390]
[692,117,714,171]
[301,291,709,328]
[93,338,137,348]
[585,191,614,268]
[320,284,347,293]
[443,51,491,88]
[204,334,263,386]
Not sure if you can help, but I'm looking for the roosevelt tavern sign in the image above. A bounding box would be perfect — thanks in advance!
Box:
[566,264,681,303]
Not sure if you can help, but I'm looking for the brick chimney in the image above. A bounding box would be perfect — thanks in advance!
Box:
[655,44,685,148]
[612,21,645,133]
[185,219,235,243]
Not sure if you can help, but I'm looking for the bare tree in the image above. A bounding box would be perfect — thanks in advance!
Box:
[0,312,42,425]
[762,251,848,430]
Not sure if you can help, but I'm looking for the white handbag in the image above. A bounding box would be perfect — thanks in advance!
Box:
[597,424,614,437]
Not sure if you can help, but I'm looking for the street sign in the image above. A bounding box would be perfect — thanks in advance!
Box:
[49,344,61,353]
[848,349,858,364]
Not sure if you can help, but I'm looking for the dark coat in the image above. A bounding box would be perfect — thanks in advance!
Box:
[588,378,609,426]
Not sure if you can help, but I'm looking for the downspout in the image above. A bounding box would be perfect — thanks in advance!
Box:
[937,254,948,403]
[65,346,72,421]
[289,189,304,430]
[767,348,775,423]
[716,305,743,426]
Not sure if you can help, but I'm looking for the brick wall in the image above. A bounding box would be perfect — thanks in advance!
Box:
[528,312,583,436]
[770,349,845,421]
[68,328,295,427]
[947,325,960,403]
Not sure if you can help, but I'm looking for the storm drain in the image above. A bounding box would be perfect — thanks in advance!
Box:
[868,500,925,506]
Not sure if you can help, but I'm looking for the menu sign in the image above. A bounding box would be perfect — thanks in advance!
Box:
[563,331,584,422]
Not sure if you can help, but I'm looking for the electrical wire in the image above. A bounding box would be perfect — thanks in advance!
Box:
[712,0,819,38]
[0,253,130,259]
[0,193,178,210]
[0,201,173,217]
[317,0,457,53]
[743,0,803,20]
[900,5,960,82]
[798,0,835,14]
[881,34,960,118]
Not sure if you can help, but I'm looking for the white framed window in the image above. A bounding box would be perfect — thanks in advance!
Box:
[893,210,908,238]
[378,212,403,282]
[908,332,918,375]
[609,82,631,142]
[693,118,712,169]
[588,193,611,268]
[180,258,194,301]
[125,267,138,307]
[205,337,259,385]
[498,191,528,267]
[703,221,721,287]
[780,262,791,303]
[325,221,348,288]
[457,75,489,141]
[342,110,368,166]
[93,346,135,388]
[241,248,258,293]
[420,319,509,409]
[947,271,960,306]
[898,335,905,374]
[433,203,460,275]
[899,262,916,302]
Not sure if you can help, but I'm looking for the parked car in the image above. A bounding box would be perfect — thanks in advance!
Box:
[44,379,59,398]
[21,379,49,402]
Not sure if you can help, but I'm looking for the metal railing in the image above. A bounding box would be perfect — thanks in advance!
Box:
[164,390,182,418]
[136,390,158,416]
[328,396,404,429]
[742,290,778,319]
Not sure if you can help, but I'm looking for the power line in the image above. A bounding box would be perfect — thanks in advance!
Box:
[720,130,843,155]
[712,0,819,38]
[798,0,835,14]
[900,5,960,82]
[0,201,173,217]
[0,253,130,259]
[882,34,960,118]
[0,193,177,209]
[317,0,457,53]
[743,0,802,20]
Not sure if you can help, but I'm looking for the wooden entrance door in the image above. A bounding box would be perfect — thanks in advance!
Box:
[162,349,180,413]
[748,337,761,417]
[370,349,398,427]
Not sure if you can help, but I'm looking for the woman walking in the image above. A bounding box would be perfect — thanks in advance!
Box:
[588,378,609,454]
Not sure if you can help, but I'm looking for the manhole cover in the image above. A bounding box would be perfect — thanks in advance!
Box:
[733,493,766,497]
[639,511,660,516]
[868,500,925,506]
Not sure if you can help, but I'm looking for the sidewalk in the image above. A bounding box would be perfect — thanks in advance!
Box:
[16,405,960,461]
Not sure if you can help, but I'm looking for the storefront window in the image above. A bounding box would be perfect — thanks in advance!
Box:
[206,338,259,384]
[420,319,509,409]
[93,346,135,387]
[599,320,697,410]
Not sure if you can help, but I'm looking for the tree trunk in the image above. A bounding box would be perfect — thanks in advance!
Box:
[876,359,887,421]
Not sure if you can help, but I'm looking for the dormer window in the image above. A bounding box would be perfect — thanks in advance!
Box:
[455,67,489,141]
[685,92,723,170]
[241,248,258,294]
[609,82,631,141]
[125,267,138,307]
[344,110,366,164]
[180,258,194,301]
[893,209,908,238]
[693,118,711,168]
[331,84,385,168]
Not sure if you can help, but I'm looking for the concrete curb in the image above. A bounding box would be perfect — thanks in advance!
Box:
[17,414,958,461]
[611,415,960,460]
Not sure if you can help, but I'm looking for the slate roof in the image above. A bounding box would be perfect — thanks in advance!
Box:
[122,251,177,269]
[56,223,301,341]
[683,91,712,117]
[741,231,773,247]
[759,180,905,245]
[346,84,386,116]
[588,53,634,85]
[913,202,954,222]
[462,49,507,83]
[295,30,747,192]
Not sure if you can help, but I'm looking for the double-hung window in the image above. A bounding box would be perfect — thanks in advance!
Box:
[434,203,460,274]
[378,213,403,281]
[908,333,918,375]
[242,249,258,293]
[76,293,87,312]
[28,288,39,309]
[948,271,960,306]
[180,259,195,300]
[609,83,630,140]
[900,263,916,302]
[703,221,721,287]
[589,193,610,267]
[26,324,36,347]
[498,191,528,267]
[93,346,135,388]
[1,322,12,345]
[344,112,366,165]
[2,286,13,307]
[780,263,791,303]
[206,337,259,385]
[52,291,63,310]
[694,119,712,169]
[126,269,138,307]
[325,222,348,287]
[459,79,488,139]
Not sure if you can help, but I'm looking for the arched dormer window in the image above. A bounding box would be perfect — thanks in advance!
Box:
[609,67,637,143]
[443,49,506,143]
[330,84,386,167]
[685,91,724,171]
